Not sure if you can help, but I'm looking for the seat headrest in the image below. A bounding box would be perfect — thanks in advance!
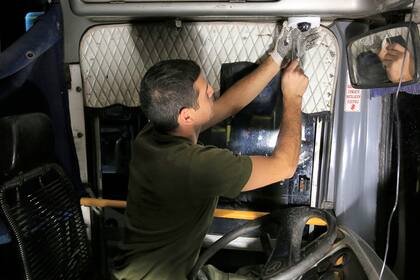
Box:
[356,51,388,84]
[0,113,54,180]
[220,62,281,116]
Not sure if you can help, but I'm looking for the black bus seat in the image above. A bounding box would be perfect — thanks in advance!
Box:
[203,61,286,213]
[85,105,146,200]
[0,113,91,280]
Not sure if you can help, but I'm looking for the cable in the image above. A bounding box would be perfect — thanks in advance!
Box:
[379,0,416,278]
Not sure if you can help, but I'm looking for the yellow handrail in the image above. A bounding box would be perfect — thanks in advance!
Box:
[80,197,326,226]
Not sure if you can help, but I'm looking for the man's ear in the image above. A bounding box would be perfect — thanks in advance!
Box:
[178,107,194,126]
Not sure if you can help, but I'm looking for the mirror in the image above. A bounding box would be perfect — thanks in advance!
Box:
[347,23,420,89]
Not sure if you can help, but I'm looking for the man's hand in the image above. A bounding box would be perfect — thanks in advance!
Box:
[281,60,309,101]
[270,22,321,66]
[378,42,415,83]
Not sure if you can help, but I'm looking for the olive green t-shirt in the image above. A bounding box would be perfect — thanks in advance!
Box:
[114,124,252,280]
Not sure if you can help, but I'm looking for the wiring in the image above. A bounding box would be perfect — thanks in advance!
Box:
[379,0,417,278]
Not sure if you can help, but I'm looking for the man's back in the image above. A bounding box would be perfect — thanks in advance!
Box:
[114,124,251,279]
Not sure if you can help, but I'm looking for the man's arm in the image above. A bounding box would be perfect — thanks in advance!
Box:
[203,56,281,130]
[242,60,308,191]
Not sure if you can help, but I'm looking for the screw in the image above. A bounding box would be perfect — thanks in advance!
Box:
[26,51,35,59]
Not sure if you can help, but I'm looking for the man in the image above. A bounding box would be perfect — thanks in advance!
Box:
[113,26,310,280]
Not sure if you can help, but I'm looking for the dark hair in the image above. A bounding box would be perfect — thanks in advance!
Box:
[140,59,201,132]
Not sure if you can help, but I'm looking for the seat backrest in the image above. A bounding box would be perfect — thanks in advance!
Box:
[0,113,90,280]
[211,62,315,212]
[85,104,146,200]
[220,61,281,155]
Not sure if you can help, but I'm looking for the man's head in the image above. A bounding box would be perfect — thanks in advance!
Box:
[140,59,202,132]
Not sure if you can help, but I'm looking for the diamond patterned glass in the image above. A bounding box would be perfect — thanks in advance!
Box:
[80,22,338,113]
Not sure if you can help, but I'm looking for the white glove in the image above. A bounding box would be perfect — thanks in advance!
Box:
[296,27,321,59]
[270,22,321,65]
[269,21,293,66]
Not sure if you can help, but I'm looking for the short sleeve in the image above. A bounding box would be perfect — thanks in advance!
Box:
[188,145,252,199]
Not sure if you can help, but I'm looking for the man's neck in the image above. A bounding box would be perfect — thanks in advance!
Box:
[170,126,200,144]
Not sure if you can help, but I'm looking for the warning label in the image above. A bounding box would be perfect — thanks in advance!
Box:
[345,78,362,112]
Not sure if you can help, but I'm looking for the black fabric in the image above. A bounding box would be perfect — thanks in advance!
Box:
[356,51,388,85]
[85,105,146,199]
[0,4,83,193]
[0,4,60,80]
[89,105,144,177]
[220,62,258,94]
[214,62,316,212]
[220,62,281,116]
[217,62,284,211]
[220,61,282,156]
[0,113,54,180]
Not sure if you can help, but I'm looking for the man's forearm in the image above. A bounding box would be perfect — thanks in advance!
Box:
[273,97,302,174]
[243,96,302,191]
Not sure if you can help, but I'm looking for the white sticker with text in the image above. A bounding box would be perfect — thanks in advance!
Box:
[345,76,362,112]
